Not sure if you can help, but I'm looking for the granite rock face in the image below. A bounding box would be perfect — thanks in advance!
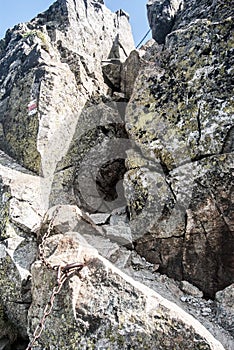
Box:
[125,1,234,297]
[147,0,234,44]
[0,0,233,349]
[173,0,234,29]
[0,0,134,176]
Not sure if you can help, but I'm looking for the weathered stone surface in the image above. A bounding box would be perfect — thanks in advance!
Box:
[27,232,225,350]
[0,151,46,236]
[0,154,41,343]
[215,284,234,311]
[0,233,36,339]
[89,213,110,225]
[103,224,132,246]
[180,281,204,298]
[0,2,135,346]
[51,100,129,212]
[125,153,233,297]
[147,0,184,44]
[43,204,105,238]
[147,0,233,44]
[102,62,122,92]
[0,0,135,176]
[0,303,17,347]
[126,18,233,168]
[0,0,233,349]
[121,50,142,99]
[109,206,129,226]
[173,0,234,30]
[125,2,234,298]
[215,284,234,338]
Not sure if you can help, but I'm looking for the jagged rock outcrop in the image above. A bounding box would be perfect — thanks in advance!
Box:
[147,0,184,44]
[125,0,234,298]
[147,0,234,44]
[0,0,134,177]
[0,0,233,349]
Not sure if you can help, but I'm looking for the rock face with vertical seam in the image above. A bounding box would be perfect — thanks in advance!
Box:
[125,1,234,297]
[0,0,233,349]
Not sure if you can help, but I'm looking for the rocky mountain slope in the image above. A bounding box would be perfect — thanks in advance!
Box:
[0,0,233,349]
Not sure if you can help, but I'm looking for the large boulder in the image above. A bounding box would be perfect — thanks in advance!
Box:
[27,231,225,350]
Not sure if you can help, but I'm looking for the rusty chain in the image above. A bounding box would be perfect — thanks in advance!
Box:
[26,208,85,350]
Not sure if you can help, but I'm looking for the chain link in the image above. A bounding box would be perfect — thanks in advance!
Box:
[26,208,85,350]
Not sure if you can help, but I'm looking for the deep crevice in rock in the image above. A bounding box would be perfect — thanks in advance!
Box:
[72,122,130,214]
[96,158,127,203]
[9,336,29,350]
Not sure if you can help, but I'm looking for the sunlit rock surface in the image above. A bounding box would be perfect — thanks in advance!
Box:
[0,0,233,349]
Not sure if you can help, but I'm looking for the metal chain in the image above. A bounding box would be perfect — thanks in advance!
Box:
[26,208,85,350]
[26,269,66,350]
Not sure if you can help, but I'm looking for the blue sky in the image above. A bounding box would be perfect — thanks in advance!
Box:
[0,0,151,45]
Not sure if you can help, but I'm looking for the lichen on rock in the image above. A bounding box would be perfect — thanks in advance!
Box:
[125,0,234,299]
[0,0,233,349]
